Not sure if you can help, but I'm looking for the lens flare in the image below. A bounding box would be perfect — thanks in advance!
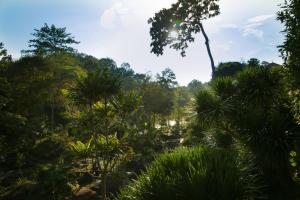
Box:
[169,30,178,39]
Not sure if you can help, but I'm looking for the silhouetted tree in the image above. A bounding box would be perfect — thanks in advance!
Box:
[148,0,220,77]
[247,58,260,67]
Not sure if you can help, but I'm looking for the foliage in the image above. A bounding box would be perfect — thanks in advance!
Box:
[142,82,174,118]
[156,68,178,88]
[116,147,263,200]
[29,133,72,165]
[148,0,220,76]
[187,79,202,95]
[277,0,300,124]
[73,67,121,106]
[70,134,133,173]
[2,15,299,200]
[194,67,299,199]
[0,42,12,69]
[247,58,260,68]
[277,0,300,82]
[148,0,220,57]
[34,164,77,200]
[0,178,37,200]
[215,62,245,78]
[70,134,133,200]
[22,23,79,56]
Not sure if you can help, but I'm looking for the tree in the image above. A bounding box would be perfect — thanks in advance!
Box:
[247,58,260,68]
[0,44,23,169]
[187,79,203,95]
[277,0,300,123]
[76,53,102,72]
[194,68,299,199]
[156,68,178,88]
[71,134,133,200]
[4,55,83,131]
[73,65,135,200]
[277,0,300,82]
[215,62,245,78]
[74,67,121,108]
[23,23,79,56]
[142,82,174,127]
[0,42,12,68]
[172,86,190,132]
[99,58,117,70]
[148,0,220,77]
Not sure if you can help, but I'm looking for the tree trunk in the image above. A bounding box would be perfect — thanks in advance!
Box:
[199,23,216,78]
[102,97,109,200]
[153,114,156,129]
[50,101,55,131]
[101,173,107,200]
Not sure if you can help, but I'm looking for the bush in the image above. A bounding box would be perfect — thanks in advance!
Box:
[34,164,77,200]
[116,147,263,200]
[193,67,299,198]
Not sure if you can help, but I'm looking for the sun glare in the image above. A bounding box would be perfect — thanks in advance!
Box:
[169,30,179,39]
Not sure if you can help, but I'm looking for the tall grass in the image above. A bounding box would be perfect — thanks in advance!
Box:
[115,147,263,200]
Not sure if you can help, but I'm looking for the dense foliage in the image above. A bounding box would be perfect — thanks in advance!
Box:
[116,147,263,200]
[0,36,191,199]
[22,23,79,56]
[194,66,299,199]
[1,0,300,199]
[278,0,300,123]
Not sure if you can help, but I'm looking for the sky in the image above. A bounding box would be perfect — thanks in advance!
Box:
[0,0,284,85]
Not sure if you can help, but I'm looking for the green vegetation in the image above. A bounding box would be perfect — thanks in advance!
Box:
[1,0,300,199]
[194,66,298,199]
[116,147,263,200]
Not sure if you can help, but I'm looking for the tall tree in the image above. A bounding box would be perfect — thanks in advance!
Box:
[73,66,130,200]
[0,42,12,68]
[148,0,220,77]
[156,68,178,88]
[278,0,300,82]
[23,23,79,56]
[247,58,260,68]
[277,0,300,123]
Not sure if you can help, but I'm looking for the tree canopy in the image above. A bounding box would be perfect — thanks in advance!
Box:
[23,23,79,56]
[148,0,220,76]
[278,0,300,123]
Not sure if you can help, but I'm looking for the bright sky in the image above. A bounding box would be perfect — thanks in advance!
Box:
[0,0,284,85]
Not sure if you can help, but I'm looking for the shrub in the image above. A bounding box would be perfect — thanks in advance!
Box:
[115,147,263,200]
